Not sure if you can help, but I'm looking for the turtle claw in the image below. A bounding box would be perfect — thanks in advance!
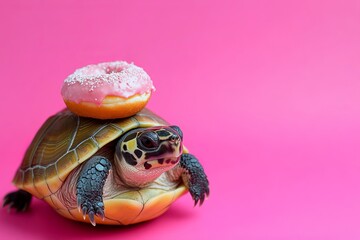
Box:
[199,188,210,206]
[2,190,32,212]
[193,191,208,207]
[189,188,209,207]
[77,195,105,226]
[81,206,87,220]
[195,197,204,207]
[77,196,82,208]
[96,208,105,221]
[5,202,14,213]
[179,154,209,207]
[2,196,10,208]
[189,180,209,207]
[88,211,96,226]
[20,203,29,212]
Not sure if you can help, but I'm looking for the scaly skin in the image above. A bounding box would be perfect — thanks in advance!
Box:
[76,156,111,226]
[178,153,210,206]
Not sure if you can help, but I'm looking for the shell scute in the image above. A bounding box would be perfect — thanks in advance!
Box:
[45,164,61,194]
[33,112,78,167]
[33,167,51,197]
[94,124,123,146]
[112,117,140,132]
[75,138,100,164]
[56,151,78,181]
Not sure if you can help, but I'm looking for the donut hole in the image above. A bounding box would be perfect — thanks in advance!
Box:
[105,66,123,74]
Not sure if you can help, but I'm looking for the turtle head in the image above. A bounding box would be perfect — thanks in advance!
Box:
[115,126,183,186]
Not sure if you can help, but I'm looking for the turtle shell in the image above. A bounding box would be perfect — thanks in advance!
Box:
[12,108,188,225]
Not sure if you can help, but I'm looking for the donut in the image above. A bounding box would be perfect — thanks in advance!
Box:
[61,61,155,119]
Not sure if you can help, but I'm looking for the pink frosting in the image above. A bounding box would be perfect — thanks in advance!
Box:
[61,61,155,104]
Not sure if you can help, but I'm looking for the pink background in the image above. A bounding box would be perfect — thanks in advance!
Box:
[1,0,360,239]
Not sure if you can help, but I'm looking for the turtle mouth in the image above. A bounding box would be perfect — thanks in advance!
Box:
[143,157,180,170]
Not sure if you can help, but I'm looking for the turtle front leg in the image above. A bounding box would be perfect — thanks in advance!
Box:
[76,156,111,226]
[175,153,210,206]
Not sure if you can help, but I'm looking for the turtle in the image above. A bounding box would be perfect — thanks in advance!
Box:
[3,108,209,225]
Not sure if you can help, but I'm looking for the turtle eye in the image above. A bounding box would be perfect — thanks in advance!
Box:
[170,126,183,140]
[138,132,159,150]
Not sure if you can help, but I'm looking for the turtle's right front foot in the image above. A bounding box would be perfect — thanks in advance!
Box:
[76,156,111,226]
[3,189,32,212]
